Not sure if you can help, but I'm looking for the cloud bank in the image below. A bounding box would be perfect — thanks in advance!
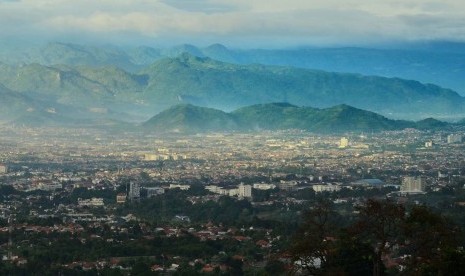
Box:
[1,0,464,46]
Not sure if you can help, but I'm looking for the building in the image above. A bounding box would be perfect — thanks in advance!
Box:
[447,134,462,144]
[174,215,191,223]
[116,193,126,204]
[37,181,62,191]
[229,189,239,197]
[425,141,433,148]
[205,185,229,196]
[128,181,140,200]
[339,137,349,148]
[400,176,426,195]
[0,164,7,174]
[205,184,252,199]
[144,154,158,161]
[351,178,385,188]
[438,171,448,179]
[146,187,165,197]
[169,184,191,190]
[238,183,252,198]
[78,198,104,207]
[253,183,276,190]
[205,185,221,193]
[312,184,341,193]
[277,180,298,191]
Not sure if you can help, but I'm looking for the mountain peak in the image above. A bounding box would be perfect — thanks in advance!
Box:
[176,52,208,63]
[415,117,448,129]
[326,104,365,115]
[143,104,237,133]
[205,43,229,51]
[268,102,298,108]
[331,104,358,110]
[161,44,204,58]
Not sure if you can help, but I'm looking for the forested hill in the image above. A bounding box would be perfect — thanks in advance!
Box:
[1,52,465,125]
[142,103,455,133]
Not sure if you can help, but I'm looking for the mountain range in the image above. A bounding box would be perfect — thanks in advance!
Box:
[1,52,465,125]
[1,41,464,95]
[143,103,456,134]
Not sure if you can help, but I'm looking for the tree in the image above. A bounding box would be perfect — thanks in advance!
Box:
[351,199,405,276]
[437,249,465,276]
[130,258,152,276]
[264,259,287,275]
[326,231,373,276]
[402,205,463,275]
[290,199,465,275]
[290,199,339,274]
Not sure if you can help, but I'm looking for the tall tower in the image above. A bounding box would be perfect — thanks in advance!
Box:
[128,181,140,200]
[238,183,252,199]
[339,137,349,148]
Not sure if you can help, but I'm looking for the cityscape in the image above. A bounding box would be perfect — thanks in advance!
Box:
[0,125,464,274]
[1,0,465,275]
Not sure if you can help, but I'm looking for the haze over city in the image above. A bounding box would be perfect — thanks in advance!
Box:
[1,0,465,275]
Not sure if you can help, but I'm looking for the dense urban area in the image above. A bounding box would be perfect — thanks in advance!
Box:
[1,126,465,275]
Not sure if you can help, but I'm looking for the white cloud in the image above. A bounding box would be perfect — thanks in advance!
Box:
[0,0,464,46]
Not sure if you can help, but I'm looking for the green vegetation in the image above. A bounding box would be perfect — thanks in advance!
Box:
[140,54,465,118]
[290,199,465,276]
[143,103,452,133]
[1,180,464,275]
[143,104,238,133]
[2,42,465,95]
[1,53,465,125]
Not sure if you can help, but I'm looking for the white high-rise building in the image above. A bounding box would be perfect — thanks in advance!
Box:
[447,134,462,144]
[339,137,349,148]
[128,181,140,200]
[238,183,252,198]
[401,177,426,194]
[0,164,7,174]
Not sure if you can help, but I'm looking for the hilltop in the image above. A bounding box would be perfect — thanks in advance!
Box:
[143,104,238,133]
[143,103,427,134]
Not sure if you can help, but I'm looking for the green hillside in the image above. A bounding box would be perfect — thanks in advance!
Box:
[232,103,413,132]
[0,84,40,121]
[415,118,449,129]
[1,53,465,123]
[143,104,238,133]
[144,103,424,134]
[36,42,135,70]
[2,42,464,95]
[141,54,465,119]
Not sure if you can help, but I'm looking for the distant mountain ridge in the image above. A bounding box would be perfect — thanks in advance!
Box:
[139,54,465,119]
[1,41,463,95]
[1,53,465,124]
[143,103,450,133]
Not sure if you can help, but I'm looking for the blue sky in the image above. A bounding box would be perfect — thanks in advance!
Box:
[1,0,464,47]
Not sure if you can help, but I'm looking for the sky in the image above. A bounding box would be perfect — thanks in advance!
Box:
[1,0,464,47]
